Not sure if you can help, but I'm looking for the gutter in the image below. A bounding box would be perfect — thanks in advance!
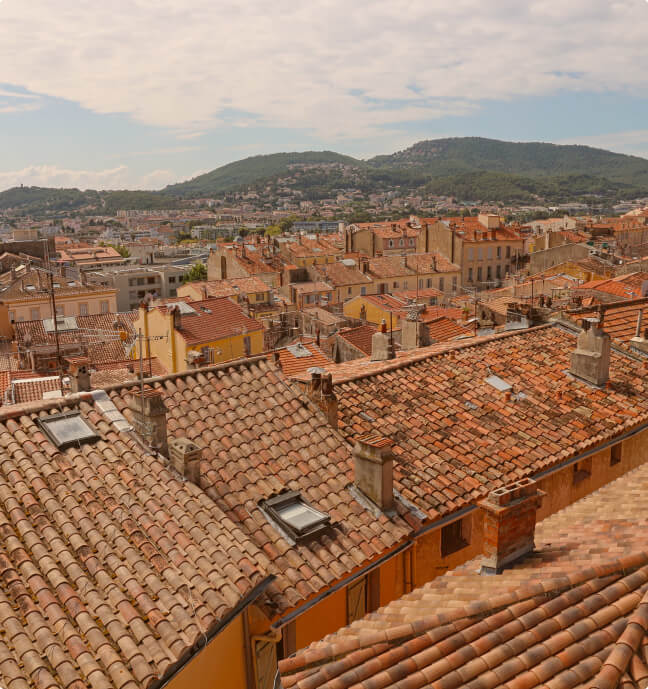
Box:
[156,574,276,689]
[270,540,412,631]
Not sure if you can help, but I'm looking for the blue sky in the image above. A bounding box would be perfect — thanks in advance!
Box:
[2,0,648,191]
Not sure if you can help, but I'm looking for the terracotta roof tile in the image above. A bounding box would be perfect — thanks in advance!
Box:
[338,325,378,356]
[277,341,334,376]
[280,462,648,689]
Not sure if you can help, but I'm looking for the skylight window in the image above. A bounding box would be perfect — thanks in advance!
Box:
[263,491,330,542]
[38,412,98,449]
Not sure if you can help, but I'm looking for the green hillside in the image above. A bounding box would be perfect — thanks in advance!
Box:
[162,151,361,197]
[370,137,648,186]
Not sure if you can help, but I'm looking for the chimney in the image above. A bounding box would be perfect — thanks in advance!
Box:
[401,303,428,350]
[66,356,91,393]
[168,437,203,485]
[128,389,169,457]
[630,309,648,353]
[307,370,338,429]
[371,319,396,361]
[353,434,394,511]
[570,318,611,386]
[168,304,182,330]
[479,477,545,574]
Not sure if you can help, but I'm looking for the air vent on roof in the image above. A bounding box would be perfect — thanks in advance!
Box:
[38,412,99,449]
[485,375,512,392]
[263,491,330,543]
[43,316,78,333]
[287,343,312,358]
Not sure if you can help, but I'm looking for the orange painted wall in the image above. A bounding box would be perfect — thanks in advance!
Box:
[294,587,347,652]
[166,612,247,689]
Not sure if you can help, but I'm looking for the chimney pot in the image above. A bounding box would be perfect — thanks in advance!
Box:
[168,437,203,484]
[353,434,394,511]
[479,477,545,574]
[66,356,91,393]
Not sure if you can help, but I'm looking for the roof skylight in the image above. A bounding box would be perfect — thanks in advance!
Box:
[38,412,99,449]
[263,491,330,542]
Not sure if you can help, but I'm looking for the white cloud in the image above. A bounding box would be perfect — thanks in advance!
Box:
[0,165,187,190]
[1,0,647,141]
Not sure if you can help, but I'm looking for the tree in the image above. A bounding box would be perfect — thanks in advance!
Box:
[265,224,282,237]
[100,241,131,258]
[183,262,207,282]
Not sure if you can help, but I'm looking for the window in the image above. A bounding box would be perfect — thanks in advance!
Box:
[137,278,145,286]
[399,239,404,247]
[467,248,474,260]
[427,278,432,288]
[468,268,473,283]
[452,277,457,292]
[147,277,155,285]
[573,457,592,485]
[506,246,511,258]
[393,282,398,289]
[169,276,175,283]
[486,266,492,281]
[8,311,15,323]
[403,281,408,289]
[496,265,502,280]
[611,443,622,466]
[441,517,469,557]
[56,305,64,316]
[477,267,482,282]
[30,308,40,321]
[409,238,414,246]
[348,287,352,295]
[487,247,493,260]
[100,300,109,313]
[128,278,136,286]
[263,491,330,542]
[477,248,483,260]
[418,279,424,289]
[243,335,251,356]
[439,277,444,292]
[360,286,366,296]
[497,246,502,259]
[38,412,98,450]
[79,303,88,316]
[388,239,394,248]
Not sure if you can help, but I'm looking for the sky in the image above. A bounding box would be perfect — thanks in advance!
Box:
[2,0,648,191]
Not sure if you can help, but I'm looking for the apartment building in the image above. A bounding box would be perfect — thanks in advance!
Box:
[85,264,186,311]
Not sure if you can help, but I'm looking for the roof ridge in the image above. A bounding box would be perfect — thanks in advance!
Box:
[325,323,556,384]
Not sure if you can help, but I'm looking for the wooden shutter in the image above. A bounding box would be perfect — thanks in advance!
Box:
[347,577,367,624]
[254,639,277,689]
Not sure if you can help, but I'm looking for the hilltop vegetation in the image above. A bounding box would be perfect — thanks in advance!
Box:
[3,138,648,215]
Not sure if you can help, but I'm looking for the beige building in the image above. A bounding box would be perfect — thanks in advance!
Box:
[0,268,117,329]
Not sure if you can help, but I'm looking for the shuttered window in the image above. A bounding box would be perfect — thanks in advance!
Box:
[254,639,277,689]
[347,577,367,625]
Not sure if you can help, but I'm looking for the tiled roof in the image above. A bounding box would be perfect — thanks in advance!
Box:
[14,311,139,365]
[58,246,123,262]
[580,273,648,300]
[441,217,523,242]
[426,316,473,341]
[107,358,412,618]
[317,263,373,287]
[337,325,378,356]
[368,256,415,279]
[187,276,270,298]
[10,375,64,403]
[0,269,111,300]
[291,281,334,294]
[405,253,460,274]
[291,323,648,522]
[277,341,333,376]
[279,461,648,689]
[90,357,167,387]
[570,299,648,344]
[155,296,263,344]
[0,396,271,689]
[393,287,444,301]
[350,220,420,239]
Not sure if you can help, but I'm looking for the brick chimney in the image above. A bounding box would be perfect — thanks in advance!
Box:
[570,318,611,386]
[479,477,545,574]
[128,389,169,457]
[168,303,182,331]
[401,303,429,350]
[371,319,396,361]
[353,434,394,511]
[168,437,202,485]
[308,370,338,429]
[66,356,91,393]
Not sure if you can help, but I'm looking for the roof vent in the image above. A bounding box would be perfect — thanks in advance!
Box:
[263,491,330,543]
[570,318,611,387]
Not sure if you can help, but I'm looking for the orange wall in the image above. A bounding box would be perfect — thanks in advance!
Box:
[166,612,247,689]
[294,587,347,652]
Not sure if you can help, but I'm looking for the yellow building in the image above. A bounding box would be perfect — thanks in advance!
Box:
[540,258,614,283]
[135,296,265,372]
